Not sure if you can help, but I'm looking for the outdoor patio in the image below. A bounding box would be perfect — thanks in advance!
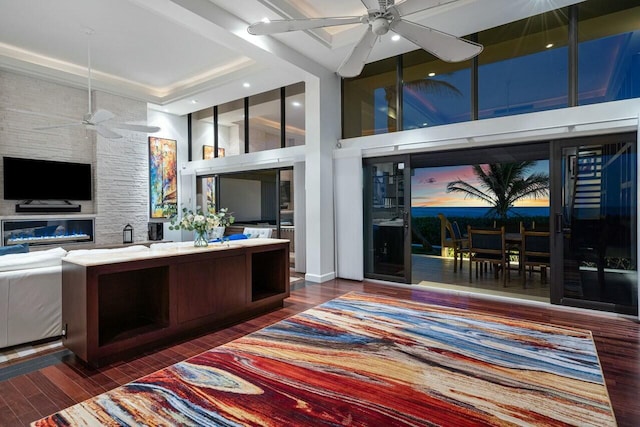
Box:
[412,254,551,303]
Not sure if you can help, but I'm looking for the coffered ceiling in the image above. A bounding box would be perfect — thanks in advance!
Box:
[0,0,584,115]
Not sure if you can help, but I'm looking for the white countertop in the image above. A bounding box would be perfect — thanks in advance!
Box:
[63,238,290,267]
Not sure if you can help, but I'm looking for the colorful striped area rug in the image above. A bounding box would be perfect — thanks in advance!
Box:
[33,292,616,426]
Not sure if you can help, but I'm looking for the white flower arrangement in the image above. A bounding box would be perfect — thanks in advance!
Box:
[168,206,234,235]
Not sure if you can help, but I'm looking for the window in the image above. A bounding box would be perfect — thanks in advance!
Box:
[217,99,245,156]
[578,1,640,105]
[343,57,398,138]
[340,1,640,138]
[402,50,471,129]
[285,82,305,147]
[249,88,281,153]
[192,108,213,160]
[478,8,569,119]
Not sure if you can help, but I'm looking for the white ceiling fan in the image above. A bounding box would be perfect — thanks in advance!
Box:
[248,0,483,78]
[34,31,160,139]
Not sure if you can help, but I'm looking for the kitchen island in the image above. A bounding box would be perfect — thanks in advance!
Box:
[62,239,290,366]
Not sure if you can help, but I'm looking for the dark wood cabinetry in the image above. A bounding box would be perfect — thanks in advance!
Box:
[62,241,289,366]
[176,255,247,324]
[97,266,170,347]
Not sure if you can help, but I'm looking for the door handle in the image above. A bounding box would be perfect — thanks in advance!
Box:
[403,210,409,229]
[555,213,562,234]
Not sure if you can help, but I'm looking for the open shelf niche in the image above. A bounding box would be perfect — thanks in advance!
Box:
[251,249,287,301]
[97,266,170,347]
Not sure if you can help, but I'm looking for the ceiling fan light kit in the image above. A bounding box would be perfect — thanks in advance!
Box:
[247,0,483,78]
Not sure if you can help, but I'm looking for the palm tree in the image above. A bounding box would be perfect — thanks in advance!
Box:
[446,162,549,221]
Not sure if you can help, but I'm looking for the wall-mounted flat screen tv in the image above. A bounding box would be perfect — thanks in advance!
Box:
[3,157,92,201]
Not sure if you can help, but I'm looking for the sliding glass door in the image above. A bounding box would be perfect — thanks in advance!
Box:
[364,156,411,282]
[550,133,638,315]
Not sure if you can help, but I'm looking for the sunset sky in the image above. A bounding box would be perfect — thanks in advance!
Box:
[411,161,550,207]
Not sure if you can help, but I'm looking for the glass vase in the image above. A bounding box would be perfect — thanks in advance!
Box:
[194,230,208,247]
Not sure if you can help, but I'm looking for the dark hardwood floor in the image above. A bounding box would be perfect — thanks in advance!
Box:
[0,278,638,426]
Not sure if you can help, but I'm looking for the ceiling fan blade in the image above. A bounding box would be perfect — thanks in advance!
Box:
[337,26,379,78]
[90,109,115,124]
[360,0,381,10]
[111,123,161,133]
[392,19,483,62]
[392,0,458,17]
[248,16,363,35]
[95,125,122,139]
[33,122,84,131]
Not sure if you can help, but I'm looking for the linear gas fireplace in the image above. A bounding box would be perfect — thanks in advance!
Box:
[1,217,95,247]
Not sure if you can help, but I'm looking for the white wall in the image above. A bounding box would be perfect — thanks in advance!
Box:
[293,161,306,273]
[334,153,364,280]
[303,74,340,283]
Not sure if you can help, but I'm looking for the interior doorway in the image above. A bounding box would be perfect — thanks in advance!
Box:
[363,156,412,283]
[196,167,296,268]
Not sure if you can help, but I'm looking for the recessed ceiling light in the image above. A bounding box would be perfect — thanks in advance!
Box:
[546,43,554,49]
[191,100,198,104]
[292,101,301,107]
[391,34,401,41]
[243,82,251,88]
[261,17,270,23]
[163,108,169,112]
[428,72,436,77]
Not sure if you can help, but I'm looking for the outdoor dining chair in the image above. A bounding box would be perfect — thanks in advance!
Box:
[451,221,469,272]
[438,214,468,272]
[520,223,551,287]
[468,225,508,286]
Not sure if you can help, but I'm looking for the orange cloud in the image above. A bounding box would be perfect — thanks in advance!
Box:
[514,198,550,207]
[413,194,490,207]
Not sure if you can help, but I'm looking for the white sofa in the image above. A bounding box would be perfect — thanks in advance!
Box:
[0,247,67,349]
[0,245,151,350]
[242,227,273,238]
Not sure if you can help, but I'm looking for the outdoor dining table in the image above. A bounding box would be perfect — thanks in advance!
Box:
[505,233,522,244]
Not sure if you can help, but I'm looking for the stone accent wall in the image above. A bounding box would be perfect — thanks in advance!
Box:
[0,71,95,215]
[0,70,150,246]
[93,91,149,244]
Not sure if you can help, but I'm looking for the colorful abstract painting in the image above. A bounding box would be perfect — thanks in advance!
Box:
[202,146,219,211]
[33,292,616,426]
[149,137,177,218]
[203,145,225,159]
[205,177,215,210]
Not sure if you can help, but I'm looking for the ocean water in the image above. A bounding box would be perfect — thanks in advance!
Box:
[411,206,550,218]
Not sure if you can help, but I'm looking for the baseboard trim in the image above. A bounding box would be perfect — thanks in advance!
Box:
[304,272,336,283]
